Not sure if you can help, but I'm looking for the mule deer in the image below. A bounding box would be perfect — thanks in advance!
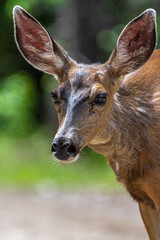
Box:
[13,6,160,239]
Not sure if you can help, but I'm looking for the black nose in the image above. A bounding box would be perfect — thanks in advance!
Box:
[51,137,77,160]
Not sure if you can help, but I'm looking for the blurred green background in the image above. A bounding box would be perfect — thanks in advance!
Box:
[0,0,160,190]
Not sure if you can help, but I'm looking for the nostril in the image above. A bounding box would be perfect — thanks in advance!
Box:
[51,138,78,159]
[67,143,77,155]
[51,142,57,153]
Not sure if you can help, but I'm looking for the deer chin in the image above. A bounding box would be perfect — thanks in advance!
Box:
[53,153,79,164]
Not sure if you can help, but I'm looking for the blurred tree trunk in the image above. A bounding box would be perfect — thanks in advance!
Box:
[52,0,108,63]
[52,0,129,63]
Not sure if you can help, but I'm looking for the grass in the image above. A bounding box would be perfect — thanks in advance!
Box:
[0,130,122,191]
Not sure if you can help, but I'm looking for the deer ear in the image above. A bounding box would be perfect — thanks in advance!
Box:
[13,6,74,80]
[108,9,157,79]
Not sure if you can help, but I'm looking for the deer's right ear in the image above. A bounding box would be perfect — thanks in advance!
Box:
[13,6,74,81]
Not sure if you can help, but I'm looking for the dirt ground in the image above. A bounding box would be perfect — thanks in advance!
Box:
[0,189,148,240]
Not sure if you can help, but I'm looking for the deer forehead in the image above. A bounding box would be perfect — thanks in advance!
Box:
[58,65,107,104]
[69,64,105,89]
[68,64,105,82]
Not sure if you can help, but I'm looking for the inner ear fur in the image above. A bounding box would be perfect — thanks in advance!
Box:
[13,6,75,81]
[107,9,157,80]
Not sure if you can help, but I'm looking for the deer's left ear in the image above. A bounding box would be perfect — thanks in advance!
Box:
[107,9,157,80]
[13,6,75,81]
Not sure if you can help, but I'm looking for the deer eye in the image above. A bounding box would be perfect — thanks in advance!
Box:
[50,91,59,104]
[95,93,107,105]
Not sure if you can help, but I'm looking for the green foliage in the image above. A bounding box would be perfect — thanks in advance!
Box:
[0,72,37,136]
[96,24,125,55]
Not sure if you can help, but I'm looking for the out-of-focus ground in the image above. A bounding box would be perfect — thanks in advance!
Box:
[0,190,148,240]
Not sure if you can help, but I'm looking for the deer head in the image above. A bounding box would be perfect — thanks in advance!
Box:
[13,6,156,163]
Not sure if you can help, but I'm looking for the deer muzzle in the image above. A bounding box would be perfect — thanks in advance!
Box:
[51,136,79,163]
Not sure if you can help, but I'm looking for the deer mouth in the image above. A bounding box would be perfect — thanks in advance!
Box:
[53,154,80,163]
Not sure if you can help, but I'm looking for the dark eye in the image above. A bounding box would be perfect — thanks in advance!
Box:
[50,91,59,104]
[95,93,107,105]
